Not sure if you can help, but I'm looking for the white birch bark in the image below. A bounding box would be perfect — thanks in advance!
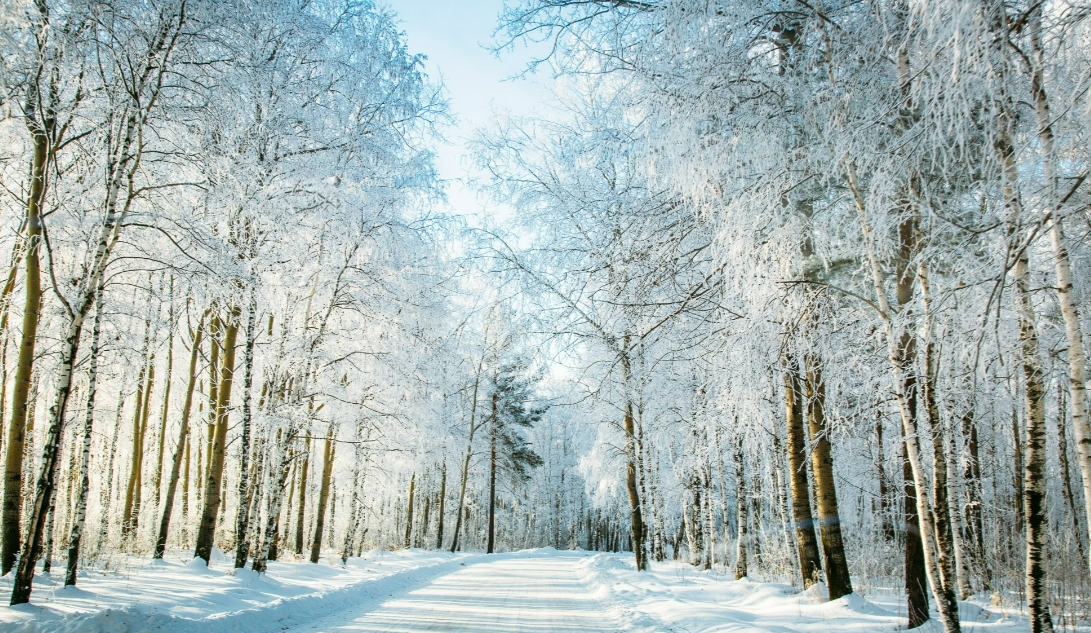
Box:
[1028,5,1091,583]
[63,276,104,585]
[846,165,961,633]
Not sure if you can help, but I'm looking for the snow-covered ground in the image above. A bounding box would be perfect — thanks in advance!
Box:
[578,554,1031,633]
[0,548,476,632]
[0,549,1043,632]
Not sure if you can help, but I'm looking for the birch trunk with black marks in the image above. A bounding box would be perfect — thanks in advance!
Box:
[487,387,497,554]
[960,402,991,590]
[205,316,220,483]
[848,164,960,633]
[407,472,418,550]
[903,439,929,627]
[1057,388,1087,562]
[1014,250,1053,633]
[1028,4,1091,583]
[63,277,104,585]
[153,279,175,507]
[1011,409,1025,532]
[253,428,296,574]
[234,292,257,569]
[919,267,960,601]
[733,430,747,579]
[875,408,894,541]
[770,412,791,551]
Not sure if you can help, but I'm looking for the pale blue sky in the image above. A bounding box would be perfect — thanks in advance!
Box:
[390,0,554,219]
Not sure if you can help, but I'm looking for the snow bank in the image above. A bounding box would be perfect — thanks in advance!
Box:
[575,553,1031,633]
[0,548,474,633]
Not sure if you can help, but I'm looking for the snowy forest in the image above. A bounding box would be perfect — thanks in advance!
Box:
[0,1,1090,633]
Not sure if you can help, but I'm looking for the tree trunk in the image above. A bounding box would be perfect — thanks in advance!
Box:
[1,126,45,576]
[782,354,821,587]
[234,292,257,569]
[40,486,56,572]
[10,247,121,602]
[153,280,174,508]
[309,425,335,563]
[733,430,747,579]
[293,430,310,555]
[919,267,959,602]
[770,411,792,553]
[1011,409,1025,533]
[804,354,853,600]
[450,372,482,553]
[341,449,364,563]
[1029,4,1091,584]
[488,388,497,554]
[1016,263,1053,633]
[422,487,431,544]
[154,313,204,559]
[0,237,26,462]
[182,426,191,536]
[749,487,763,570]
[405,472,417,550]
[435,462,446,549]
[701,445,713,570]
[132,356,156,536]
[848,164,959,632]
[883,39,937,629]
[950,499,974,600]
[244,433,266,563]
[989,20,1052,625]
[63,276,104,584]
[122,317,152,540]
[904,440,930,628]
[194,307,240,563]
[1057,388,1087,563]
[876,407,894,541]
[685,475,701,565]
[254,429,296,574]
[205,317,220,486]
[960,402,991,590]
[98,391,124,549]
[653,461,669,561]
[620,340,647,571]
[325,482,337,551]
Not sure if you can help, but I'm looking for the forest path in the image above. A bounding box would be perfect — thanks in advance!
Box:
[292,552,620,633]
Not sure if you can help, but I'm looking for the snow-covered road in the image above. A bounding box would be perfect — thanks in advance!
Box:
[296,553,618,633]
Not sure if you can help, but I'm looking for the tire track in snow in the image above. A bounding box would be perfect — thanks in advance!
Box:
[293,551,622,633]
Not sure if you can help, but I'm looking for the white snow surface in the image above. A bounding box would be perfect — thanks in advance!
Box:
[0,549,1033,633]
